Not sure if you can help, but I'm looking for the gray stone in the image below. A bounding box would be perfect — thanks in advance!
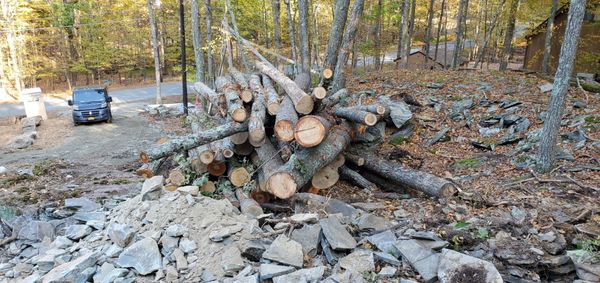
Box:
[379,96,412,128]
[64,198,101,212]
[104,244,123,258]
[107,223,135,248]
[511,206,527,225]
[539,231,556,242]
[9,133,35,149]
[165,265,178,282]
[289,213,319,223]
[172,248,188,270]
[479,127,501,137]
[40,252,98,283]
[116,237,162,275]
[540,255,571,267]
[14,263,33,275]
[262,235,304,268]
[355,213,391,231]
[394,239,440,282]
[76,266,97,283]
[179,238,197,254]
[272,266,325,283]
[351,202,386,211]
[0,262,14,273]
[72,212,105,223]
[367,230,399,257]
[176,185,199,196]
[541,233,566,255]
[93,263,128,283]
[241,240,268,262]
[374,251,402,266]
[573,100,587,109]
[165,224,188,237]
[64,225,92,240]
[514,118,531,133]
[426,127,450,146]
[437,249,502,283]
[19,273,42,283]
[221,246,245,276]
[160,235,180,256]
[87,220,105,230]
[259,264,295,280]
[209,227,235,242]
[141,176,164,201]
[539,83,553,93]
[320,216,357,251]
[18,221,55,242]
[233,274,259,283]
[233,265,253,279]
[393,208,410,218]
[378,266,397,278]
[291,224,321,256]
[339,249,375,273]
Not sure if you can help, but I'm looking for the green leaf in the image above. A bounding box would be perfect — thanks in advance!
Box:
[454,220,471,230]
[477,228,489,240]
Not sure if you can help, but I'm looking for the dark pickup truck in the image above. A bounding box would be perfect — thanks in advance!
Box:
[68,86,113,125]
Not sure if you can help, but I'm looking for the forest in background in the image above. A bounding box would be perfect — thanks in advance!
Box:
[0,0,590,98]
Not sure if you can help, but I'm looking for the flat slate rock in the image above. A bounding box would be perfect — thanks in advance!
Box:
[259,264,295,280]
[272,266,325,283]
[320,216,357,251]
[338,249,375,273]
[141,176,164,201]
[394,239,440,282]
[437,248,502,283]
[262,235,304,268]
[221,246,246,276]
[116,237,161,275]
[291,224,321,256]
[64,198,101,212]
[40,252,98,283]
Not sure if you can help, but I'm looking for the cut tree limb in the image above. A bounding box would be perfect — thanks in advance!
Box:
[334,107,378,126]
[230,131,249,145]
[235,188,264,217]
[346,153,456,198]
[229,166,251,187]
[140,121,249,163]
[312,87,327,100]
[262,76,281,115]
[311,164,339,190]
[215,75,248,122]
[229,67,253,103]
[255,61,314,114]
[339,165,377,191]
[356,104,387,116]
[274,96,298,142]
[193,81,224,116]
[253,139,285,193]
[247,74,267,147]
[266,124,353,199]
[294,115,331,148]
[319,88,348,111]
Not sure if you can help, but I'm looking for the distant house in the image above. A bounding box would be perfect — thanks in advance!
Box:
[394,48,445,70]
[524,4,600,75]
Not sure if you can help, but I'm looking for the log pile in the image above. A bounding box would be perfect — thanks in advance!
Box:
[138,61,456,201]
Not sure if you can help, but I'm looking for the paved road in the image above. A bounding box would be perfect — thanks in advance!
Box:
[0,81,188,118]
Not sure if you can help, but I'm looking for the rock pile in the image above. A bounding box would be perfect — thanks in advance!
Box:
[8,116,41,150]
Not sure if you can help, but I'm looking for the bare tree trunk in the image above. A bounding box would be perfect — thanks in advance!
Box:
[331,0,365,93]
[423,0,435,68]
[191,0,205,83]
[225,0,251,70]
[1,0,22,95]
[298,0,311,74]
[272,0,282,50]
[499,0,519,71]
[473,0,506,68]
[204,0,215,87]
[373,0,383,70]
[285,0,299,73]
[147,0,162,104]
[452,0,467,69]
[399,0,410,68]
[312,3,321,68]
[541,0,558,74]
[323,0,350,72]
[434,0,446,62]
[537,0,586,173]
[262,0,271,48]
[404,0,416,62]
[396,0,405,59]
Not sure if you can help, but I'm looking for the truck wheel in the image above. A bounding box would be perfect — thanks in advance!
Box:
[73,121,79,127]
[106,113,113,123]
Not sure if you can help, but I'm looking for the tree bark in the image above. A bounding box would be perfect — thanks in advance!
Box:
[537,0,586,173]
[334,107,378,126]
[423,0,436,68]
[403,0,416,67]
[323,0,350,73]
[262,76,281,115]
[295,115,332,148]
[275,95,298,142]
[434,0,446,62]
[0,0,21,95]
[229,67,253,102]
[191,0,205,83]
[319,88,348,111]
[236,188,264,217]
[374,0,383,70]
[140,121,249,163]
[193,81,224,117]
[285,0,299,73]
[147,0,162,104]
[474,0,506,68]
[256,61,314,114]
[272,0,282,51]
[253,139,285,193]
[541,0,558,74]
[452,0,468,69]
[331,0,365,93]
[215,76,247,122]
[262,0,271,48]
[248,74,267,147]
[339,165,377,191]
[204,0,215,87]
[267,124,353,199]
[399,0,410,68]
[499,0,519,71]
[346,153,457,198]
[298,0,311,74]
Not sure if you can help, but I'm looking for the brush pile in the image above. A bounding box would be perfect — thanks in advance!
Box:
[137,61,457,204]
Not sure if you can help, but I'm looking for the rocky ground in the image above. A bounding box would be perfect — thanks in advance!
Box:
[0,70,598,282]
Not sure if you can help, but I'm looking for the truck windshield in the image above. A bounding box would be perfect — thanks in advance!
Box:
[73,90,105,103]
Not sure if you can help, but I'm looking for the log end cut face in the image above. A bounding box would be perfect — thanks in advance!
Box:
[295,95,315,115]
[199,150,216,164]
[275,121,296,142]
[139,152,149,163]
[232,108,248,122]
[208,161,227,176]
[230,167,251,187]
[267,103,280,116]
[364,113,378,126]
[240,90,253,103]
[312,87,327,100]
[295,116,328,147]
[266,172,297,199]
[322,68,333,79]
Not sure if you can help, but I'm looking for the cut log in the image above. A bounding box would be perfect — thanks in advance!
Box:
[278,141,293,162]
[345,153,364,166]
[294,115,331,148]
[274,96,298,142]
[346,153,456,198]
[230,131,249,145]
[360,170,406,193]
[322,68,333,79]
[255,61,314,114]
[191,157,208,174]
[250,188,273,204]
[215,75,247,122]
[330,154,346,168]
[253,139,284,193]
[356,104,387,116]
[233,141,254,156]
[229,67,253,103]
[334,107,378,126]
[200,181,217,194]
[199,148,216,164]
[266,124,353,199]
[339,165,377,191]
[294,72,312,92]
[193,81,224,116]
[140,121,248,163]
[319,88,349,111]
[221,138,235,158]
[207,152,227,176]
[229,166,251,187]
[247,74,267,147]
[311,164,339,190]
[167,168,186,187]
[262,76,281,115]
[136,158,166,178]
[235,188,264,217]
[312,86,327,100]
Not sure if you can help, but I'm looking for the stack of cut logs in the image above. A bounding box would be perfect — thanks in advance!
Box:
[138,61,456,203]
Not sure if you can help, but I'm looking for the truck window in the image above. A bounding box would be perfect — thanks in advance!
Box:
[73,90,105,103]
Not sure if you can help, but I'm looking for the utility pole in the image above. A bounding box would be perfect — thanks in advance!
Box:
[179,0,189,115]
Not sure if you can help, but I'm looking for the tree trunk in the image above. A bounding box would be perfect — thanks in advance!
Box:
[140,121,249,163]
[191,0,205,83]
[147,0,162,104]
[423,0,436,68]
[272,0,283,51]
[323,0,350,73]
[228,67,252,102]
[294,115,332,148]
[541,0,558,74]
[267,124,353,198]
[537,0,586,173]
[193,81,225,116]
[247,74,267,147]
[374,0,383,70]
[262,0,271,48]
[346,153,456,198]
[474,0,506,68]
[339,166,377,191]
[319,88,349,111]
[331,0,365,93]
[262,76,281,115]
[215,76,247,122]
[499,0,519,71]
[235,188,264,217]
[285,0,299,73]
[274,95,298,142]
[452,0,467,69]
[204,0,215,87]
[311,3,321,68]
[334,107,378,126]
[255,61,314,114]
[229,166,251,187]
[403,0,416,67]
[399,0,410,68]
[298,0,311,74]
[253,139,285,193]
